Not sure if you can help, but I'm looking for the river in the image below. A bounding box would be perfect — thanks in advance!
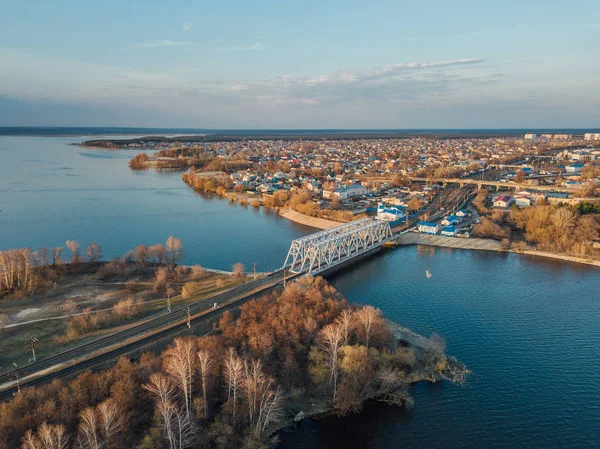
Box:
[1,134,599,448]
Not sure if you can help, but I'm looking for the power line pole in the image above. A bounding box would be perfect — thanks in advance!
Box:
[27,337,38,362]
[165,290,172,313]
[253,262,257,279]
[12,363,20,395]
[187,307,191,329]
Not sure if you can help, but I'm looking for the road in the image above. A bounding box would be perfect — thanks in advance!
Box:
[0,270,293,400]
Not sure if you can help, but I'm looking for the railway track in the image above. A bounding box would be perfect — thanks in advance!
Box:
[0,270,291,399]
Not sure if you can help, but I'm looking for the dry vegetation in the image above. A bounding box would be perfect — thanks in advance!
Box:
[470,189,600,257]
[0,278,453,449]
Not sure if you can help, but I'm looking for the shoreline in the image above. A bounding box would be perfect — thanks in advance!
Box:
[278,208,341,229]
[395,233,600,268]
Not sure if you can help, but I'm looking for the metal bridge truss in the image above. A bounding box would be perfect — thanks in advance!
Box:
[283,218,394,275]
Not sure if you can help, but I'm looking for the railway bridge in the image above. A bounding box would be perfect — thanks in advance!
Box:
[283,218,396,275]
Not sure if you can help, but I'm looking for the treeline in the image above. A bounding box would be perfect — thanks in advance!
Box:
[508,205,599,256]
[471,197,600,256]
[0,242,102,296]
[1,237,185,298]
[0,278,449,449]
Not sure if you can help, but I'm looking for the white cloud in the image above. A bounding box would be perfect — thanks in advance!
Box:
[135,40,191,48]
[182,22,192,32]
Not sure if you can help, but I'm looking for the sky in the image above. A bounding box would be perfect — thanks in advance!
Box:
[1,0,599,129]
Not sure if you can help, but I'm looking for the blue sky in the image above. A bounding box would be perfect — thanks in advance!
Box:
[1,0,599,128]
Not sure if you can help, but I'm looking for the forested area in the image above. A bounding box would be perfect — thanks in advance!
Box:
[470,189,600,257]
[0,277,451,449]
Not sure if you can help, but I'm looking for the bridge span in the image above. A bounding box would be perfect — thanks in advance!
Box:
[284,218,397,275]
[409,176,573,193]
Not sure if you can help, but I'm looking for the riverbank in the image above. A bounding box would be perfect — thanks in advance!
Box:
[279,208,341,229]
[395,233,600,267]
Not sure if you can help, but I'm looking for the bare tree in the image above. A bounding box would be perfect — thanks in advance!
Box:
[37,422,69,449]
[319,323,344,398]
[50,247,63,266]
[134,244,149,265]
[77,407,100,449]
[97,398,122,447]
[165,237,184,270]
[197,349,214,419]
[22,422,69,449]
[0,313,8,333]
[258,386,283,434]
[170,401,196,449]
[37,248,50,267]
[148,244,167,265]
[0,248,38,294]
[164,337,196,418]
[145,373,195,449]
[144,373,177,449]
[232,263,245,278]
[85,243,102,263]
[66,240,81,264]
[355,305,381,348]
[335,309,354,345]
[242,359,283,435]
[223,347,244,427]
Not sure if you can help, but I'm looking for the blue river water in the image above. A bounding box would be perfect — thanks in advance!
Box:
[1,134,599,448]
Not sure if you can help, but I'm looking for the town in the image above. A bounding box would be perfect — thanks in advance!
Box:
[105,132,600,257]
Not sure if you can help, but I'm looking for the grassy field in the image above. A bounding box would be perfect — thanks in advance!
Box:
[0,267,247,373]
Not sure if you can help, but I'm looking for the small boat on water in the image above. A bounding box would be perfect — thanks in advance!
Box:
[426,270,432,279]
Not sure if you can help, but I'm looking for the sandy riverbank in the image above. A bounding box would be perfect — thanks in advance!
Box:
[395,233,600,267]
[279,208,342,230]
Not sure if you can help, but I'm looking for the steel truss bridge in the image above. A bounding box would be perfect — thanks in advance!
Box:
[283,218,395,275]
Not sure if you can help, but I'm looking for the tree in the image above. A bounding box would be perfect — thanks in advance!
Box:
[85,243,102,263]
[77,407,100,449]
[335,309,354,345]
[0,314,7,333]
[242,359,283,435]
[164,337,196,418]
[318,323,344,399]
[355,306,378,348]
[197,350,214,419]
[66,240,81,264]
[407,197,424,212]
[37,248,49,267]
[232,263,245,277]
[21,422,69,449]
[134,245,149,265]
[165,237,184,270]
[97,398,123,448]
[148,244,167,265]
[50,247,63,266]
[514,169,527,184]
[144,374,178,449]
[223,348,243,428]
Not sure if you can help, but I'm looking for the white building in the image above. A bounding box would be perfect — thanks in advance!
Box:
[418,221,440,235]
[493,195,514,208]
[524,133,537,140]
[584,133,600,141]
